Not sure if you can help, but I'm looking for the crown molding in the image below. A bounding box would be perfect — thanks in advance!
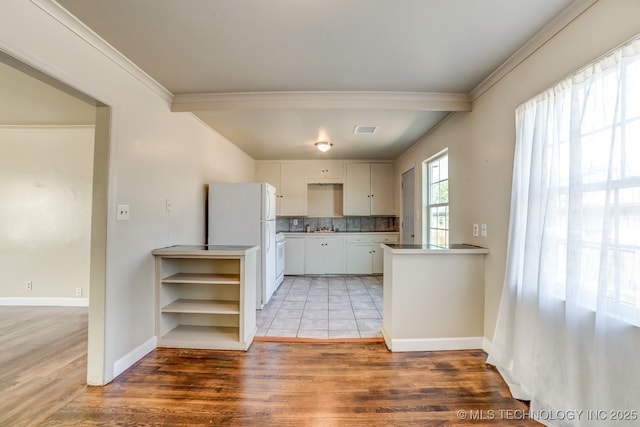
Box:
[30,0,173,104]
[171,91,471,112]
[470,0,599,101]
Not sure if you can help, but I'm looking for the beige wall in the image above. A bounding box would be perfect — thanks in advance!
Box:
[395,0,640,342]
[0,1,255,384]
[0,126,94,299]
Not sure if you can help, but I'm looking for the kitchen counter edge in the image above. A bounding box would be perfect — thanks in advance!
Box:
[152,244,259,257]
[382,243,489,255]
[282,231,399,236]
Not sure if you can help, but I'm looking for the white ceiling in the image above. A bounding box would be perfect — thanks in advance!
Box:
[56,0,576,159]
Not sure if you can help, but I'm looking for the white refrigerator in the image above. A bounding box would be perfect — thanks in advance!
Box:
[208,182,277,309]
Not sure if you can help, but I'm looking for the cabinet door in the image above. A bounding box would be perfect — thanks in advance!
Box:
[344,163,372,215]
[304,236,345,274]
[306,162,327,182]
[280,163,307,216]
[371,244,384,274]
[370,163,395,215]
[284,237,305,275]
[323,161,344,181]
[304,237,326,274]
[323,235,346,274]
[347,244,373,274]
[307,161,344,183]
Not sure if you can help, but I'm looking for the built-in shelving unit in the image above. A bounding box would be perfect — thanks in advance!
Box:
[152,245,258,350]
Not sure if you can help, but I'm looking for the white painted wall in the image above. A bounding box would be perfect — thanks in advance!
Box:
[0,1,255,384]
[395,0,640,342]
[0,126,94,300]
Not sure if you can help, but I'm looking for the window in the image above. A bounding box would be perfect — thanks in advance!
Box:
[489,37,640,418]
[511,35,640,326]
[423,151,449,246]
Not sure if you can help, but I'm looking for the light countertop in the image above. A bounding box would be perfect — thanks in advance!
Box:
[152,244,259,257]
[282,231,399,235]
[383,243,489,255]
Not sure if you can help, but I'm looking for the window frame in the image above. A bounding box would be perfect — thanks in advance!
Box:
[422,149,449,247]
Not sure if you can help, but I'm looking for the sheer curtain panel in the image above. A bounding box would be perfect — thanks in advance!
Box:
[488,35,640,427]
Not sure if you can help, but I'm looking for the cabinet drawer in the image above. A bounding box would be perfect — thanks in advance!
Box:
[371,235,399,244]
[345,234,399,244]
[345,235,372,243]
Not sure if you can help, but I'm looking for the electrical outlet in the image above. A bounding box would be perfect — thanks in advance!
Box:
[165,198,172,213]
[293,219,298,226]
[481,224,487,237]
[75,287,82,297]
[26,281,33,290]
[473,224,479,237]
[117,204,130,221]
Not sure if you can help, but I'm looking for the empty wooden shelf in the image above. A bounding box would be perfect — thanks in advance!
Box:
[152,245,258,350]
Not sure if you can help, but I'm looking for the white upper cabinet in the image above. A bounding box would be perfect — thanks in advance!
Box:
[255,162,307,216]
[370,163,394,215]
[306,161,344,183]
[280,163,307,216]
[344,162,394,216]
[344,163,371,215]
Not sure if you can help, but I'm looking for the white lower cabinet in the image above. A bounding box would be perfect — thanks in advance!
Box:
[284,237,305,275]
[346,234,399,274]
[304,235,345,274]
[346,244,376,274]
[152,245,258,350]
[285,233,398,275]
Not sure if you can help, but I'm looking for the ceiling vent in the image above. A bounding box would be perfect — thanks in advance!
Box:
[353,125,377,134]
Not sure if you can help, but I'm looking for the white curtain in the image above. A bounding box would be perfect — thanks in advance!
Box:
[488,35,640,427]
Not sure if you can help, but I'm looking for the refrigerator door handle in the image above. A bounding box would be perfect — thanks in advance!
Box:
[266,222,272,251]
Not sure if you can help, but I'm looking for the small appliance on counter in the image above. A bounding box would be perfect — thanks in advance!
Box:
[208,182,279,309]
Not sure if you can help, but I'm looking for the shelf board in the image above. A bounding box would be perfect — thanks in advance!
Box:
[162,299,240,315]
[159,325,248,350]
[161,272,241,285]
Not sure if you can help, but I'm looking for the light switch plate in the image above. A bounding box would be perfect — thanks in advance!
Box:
[481,224,487,237]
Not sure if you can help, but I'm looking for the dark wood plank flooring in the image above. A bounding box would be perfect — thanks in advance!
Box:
[2,307,539,426]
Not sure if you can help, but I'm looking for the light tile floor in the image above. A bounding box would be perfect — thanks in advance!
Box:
[256,275,383,339]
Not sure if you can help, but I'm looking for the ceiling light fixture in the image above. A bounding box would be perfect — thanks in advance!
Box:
[315,141,333,152]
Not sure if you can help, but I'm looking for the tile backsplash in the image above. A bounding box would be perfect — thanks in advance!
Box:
[276,216,399,233]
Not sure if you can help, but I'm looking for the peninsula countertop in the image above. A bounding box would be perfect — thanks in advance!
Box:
[383,243,489,254]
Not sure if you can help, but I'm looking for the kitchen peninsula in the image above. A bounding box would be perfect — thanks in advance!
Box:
[381,243,489,352]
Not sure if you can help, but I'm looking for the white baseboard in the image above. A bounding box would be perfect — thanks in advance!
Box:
[482,337,493,354]
[0,297,89,307]
[113,336,157,379]
[383,335,484,352]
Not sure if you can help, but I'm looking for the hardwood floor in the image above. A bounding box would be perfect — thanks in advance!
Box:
[1,307,540,426]
[0,306,88,427]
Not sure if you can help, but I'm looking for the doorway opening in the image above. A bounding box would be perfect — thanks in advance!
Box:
[0,50,110,386]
